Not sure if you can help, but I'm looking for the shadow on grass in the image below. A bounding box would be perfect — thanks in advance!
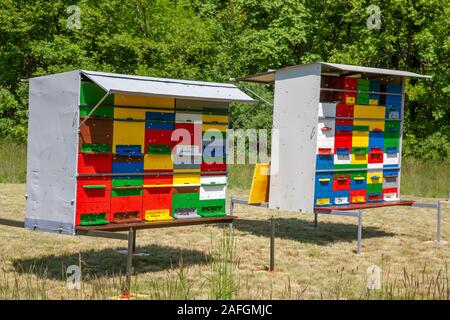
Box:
[231,218,395,245]
[12,244,208,280]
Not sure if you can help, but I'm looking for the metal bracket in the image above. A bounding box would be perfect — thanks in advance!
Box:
[79,91,112,128]
[0,218,25,229]
[75,229,128,240]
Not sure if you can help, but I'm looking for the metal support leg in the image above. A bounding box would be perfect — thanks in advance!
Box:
[124,227,135,296]
[357,210,363,255]
[230,197,235,216]
[437,201,441,243]
[314,213,318,228]
[228,197,234,238]
[132,229,137,253]
[269,216,275,272]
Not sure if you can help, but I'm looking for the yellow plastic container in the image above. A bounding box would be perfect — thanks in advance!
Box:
[144,154,173,170]
[203,123,228,132]
[248,163,270,204]
[352,153,368,165]
[203,114,228,123]
[173,173,200,185]
[144,209,172,222]
[113,121,145,153]
[114,107,147,120]
[367,172,383,184]
[354,105,385,119]
[115,94,175,109]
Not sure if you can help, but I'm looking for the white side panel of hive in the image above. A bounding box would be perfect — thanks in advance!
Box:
[269,64,321,213]
[25,71,80,235]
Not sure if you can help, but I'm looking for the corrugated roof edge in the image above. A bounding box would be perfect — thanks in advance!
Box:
[320,62,432,79]
[81,70,239,88]
[236,62,432,83]
[80,70,255,103]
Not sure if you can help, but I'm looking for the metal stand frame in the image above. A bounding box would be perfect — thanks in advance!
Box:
[76,218,236,296]
[230,197,444,262]
[0,216,235,298]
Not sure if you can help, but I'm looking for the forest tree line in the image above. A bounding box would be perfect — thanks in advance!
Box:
[0,0,448,159]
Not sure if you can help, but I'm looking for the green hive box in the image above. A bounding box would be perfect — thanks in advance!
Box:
[198,199,226,217]
[80,82,115,106]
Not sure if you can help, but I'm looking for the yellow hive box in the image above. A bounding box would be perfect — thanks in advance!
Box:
[368,120,385,131]
[173,168,200,173]
[144,154,173,170]
[115,94,175,109]
[354,119,385,131]
[173,173,200,185]
[354,105,386,119]
[203,123,228,132]
[352,153,368,165]
[144,209,172,222]
[114,107,147,120]
[352,130,369,147]
[203,114,228,123]
[351,195,365,203]
[367,171,383,184]
[113,121,145,153]
[316,198,331,205]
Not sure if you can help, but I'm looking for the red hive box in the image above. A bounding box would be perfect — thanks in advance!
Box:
[174,123,202,147]
[143,187,173,212]
[145,129,173,146]
[333,173,351,191]
[344,77,358,90]
[143,172,173,186]
[201,162,227,173]
[334,130,352,154]
[75,177,112,225]
[78,154,112,174]
[350,190,366,204]
[368,148,384,163]
[336,103,354,118]
[77,176,112,203]
[111,196,143,223]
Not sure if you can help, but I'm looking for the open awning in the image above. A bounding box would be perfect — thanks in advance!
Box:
[235,62,432,84]
[81,70,255,103]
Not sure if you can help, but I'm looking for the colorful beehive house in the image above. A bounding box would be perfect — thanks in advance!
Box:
[25,70,253,234]
[237,62,430,213]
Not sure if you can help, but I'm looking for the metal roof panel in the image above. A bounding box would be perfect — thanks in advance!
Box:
[80,70,255,103]
[236,62,431,83]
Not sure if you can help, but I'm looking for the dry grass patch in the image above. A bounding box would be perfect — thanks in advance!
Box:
[0,184,449,299]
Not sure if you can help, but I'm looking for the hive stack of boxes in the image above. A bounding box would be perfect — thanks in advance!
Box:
[314,77,402,207]
[77,82,228,225]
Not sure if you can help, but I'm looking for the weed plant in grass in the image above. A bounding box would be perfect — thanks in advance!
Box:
[208,229,238,300]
